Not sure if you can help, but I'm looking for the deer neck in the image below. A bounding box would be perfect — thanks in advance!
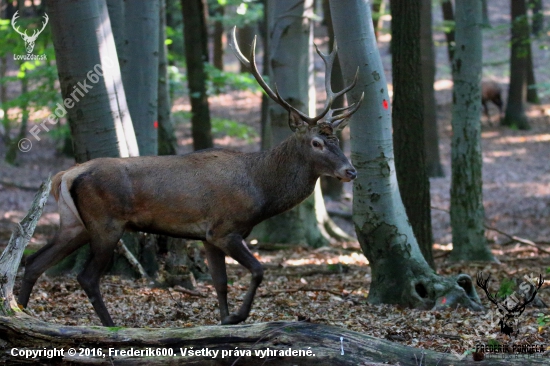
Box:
[252,135,318,217]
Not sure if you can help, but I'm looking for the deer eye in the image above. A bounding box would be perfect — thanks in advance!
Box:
[312,140,323,149]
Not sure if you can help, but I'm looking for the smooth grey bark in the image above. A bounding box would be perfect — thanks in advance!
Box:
[122,0,160,155]
[421,0,443,178]
[181,0,213,150]
[48,0,139,163]
[158,0,177,156]
[330,0,482,310]
[503,0,530,130]
[449,0,493,262]
[391,0,434,270]
[252,0,349,247]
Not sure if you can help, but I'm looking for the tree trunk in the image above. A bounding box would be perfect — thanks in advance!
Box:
[251,0,343,248]
[391,0,434,269]
[158,0,177,156]
[526,40,540,104]
[321,0,345,200]
[531,0,544,36]
[4,79,29,164]
[330,0,482,311]
[181,0,213,150]
[420,0,444,178]
[48,0,139,163]
[502,0,530,130]
[482,0,490,27]
[449,0,493,262]
[212,5,225,70]
[122,0,160,156]
[441,0,455,63]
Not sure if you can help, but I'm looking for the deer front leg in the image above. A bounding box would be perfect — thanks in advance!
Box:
[209,233,263,325]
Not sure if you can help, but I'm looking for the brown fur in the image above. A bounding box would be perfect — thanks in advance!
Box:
[50,171,65,201]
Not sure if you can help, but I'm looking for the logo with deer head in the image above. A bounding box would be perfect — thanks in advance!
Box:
[11,11,49,54]
[477,272,544,336]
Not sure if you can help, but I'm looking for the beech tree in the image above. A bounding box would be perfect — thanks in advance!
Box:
[449,0,493,262]
[49,0,139,162]
[330,0,482,309]
[503,0,530,130]
[420,0,444,178]
[181,0,213,150]
[121,1,160,155]
[391,0,434,268]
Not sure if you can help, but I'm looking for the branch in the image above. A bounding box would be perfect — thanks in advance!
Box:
[0,176,51,314]
[116,239,150,278]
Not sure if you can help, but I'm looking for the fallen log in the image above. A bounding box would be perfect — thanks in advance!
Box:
[2,315,550,365]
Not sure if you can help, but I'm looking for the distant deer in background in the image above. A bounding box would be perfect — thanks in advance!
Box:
[481,81,503,124]
[17,29,363,326]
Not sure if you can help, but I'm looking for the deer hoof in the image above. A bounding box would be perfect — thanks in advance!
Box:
[221,313,245,325]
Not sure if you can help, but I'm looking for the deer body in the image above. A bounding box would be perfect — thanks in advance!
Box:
[18,29,362,327]
[481,81,503,123]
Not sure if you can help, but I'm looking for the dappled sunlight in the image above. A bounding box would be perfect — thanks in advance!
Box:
[492,133,550,145]
[284,252,368,267]
[434,79,453,91]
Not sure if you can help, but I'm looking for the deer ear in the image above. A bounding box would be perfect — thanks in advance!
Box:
[288,111,308,132]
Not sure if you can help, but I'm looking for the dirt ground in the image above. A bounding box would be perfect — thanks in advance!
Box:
[1,2,550,361]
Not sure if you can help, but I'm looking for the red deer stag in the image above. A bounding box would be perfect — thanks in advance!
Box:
[18,29,363,326]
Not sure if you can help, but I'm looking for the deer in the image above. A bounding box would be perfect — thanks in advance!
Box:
[481,81,503,125]
[17,29,364,327]
[11,11,49,54]
[477,272,544,336]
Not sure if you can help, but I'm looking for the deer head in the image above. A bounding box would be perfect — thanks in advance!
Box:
[11,11,49,54]
[477,272,544,336]
[229,27,363,182]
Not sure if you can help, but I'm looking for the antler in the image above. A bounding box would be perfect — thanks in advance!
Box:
[476,272,501,306]
[11,11,27,38]
[229,27,362,129]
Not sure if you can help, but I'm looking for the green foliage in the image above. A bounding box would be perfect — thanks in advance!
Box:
[0,14,62,162]
[172,111,257,142]
[211,117,257,142]
[209,0,264,28]
[537,313,550,327]
[497,278,515,298]
[205,63,261,95]
[487,339,500,347]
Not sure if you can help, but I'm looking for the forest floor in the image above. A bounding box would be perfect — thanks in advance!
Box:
[1,1,550,362]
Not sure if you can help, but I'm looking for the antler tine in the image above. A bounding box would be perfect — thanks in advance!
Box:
[229,27,319,125]
[11,11,27,37]
[314,43,362,128]
[327,92,365,129]
[229,27,277,102]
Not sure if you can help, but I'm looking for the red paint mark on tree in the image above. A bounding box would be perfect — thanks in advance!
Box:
[154,121,158,129]
[382,99,389,110]
[441,297,447,304]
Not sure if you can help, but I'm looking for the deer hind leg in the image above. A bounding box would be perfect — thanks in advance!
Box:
[18,199,89,308]
[203,241,229,321]
[76,222,124,327]
[209,233,263,325]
